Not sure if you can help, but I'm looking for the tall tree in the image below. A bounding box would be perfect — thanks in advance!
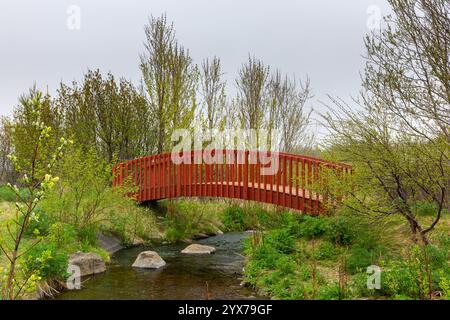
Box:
[55,70,147,162]
[236,56,270,148]
[200,57,227,131]
[140,14,198,153]
[11,87,62,180]
[267,72,314,152]
[323,0,449,245]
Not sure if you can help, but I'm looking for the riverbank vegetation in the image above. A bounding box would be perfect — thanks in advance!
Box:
[0,0,448,300]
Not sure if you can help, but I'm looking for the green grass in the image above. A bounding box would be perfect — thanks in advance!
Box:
[0,185,30,203]
[242,208,450,300]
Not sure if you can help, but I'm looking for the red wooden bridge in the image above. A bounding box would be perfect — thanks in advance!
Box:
[112,150,351,215]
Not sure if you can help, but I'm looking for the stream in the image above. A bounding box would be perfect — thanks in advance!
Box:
[56,232,263,300]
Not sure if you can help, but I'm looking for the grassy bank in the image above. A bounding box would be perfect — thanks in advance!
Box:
[239,208,450,300]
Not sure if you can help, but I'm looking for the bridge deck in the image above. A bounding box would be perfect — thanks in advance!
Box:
[113,150,351,215]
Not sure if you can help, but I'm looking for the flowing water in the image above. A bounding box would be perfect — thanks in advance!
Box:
[56,232,263,300]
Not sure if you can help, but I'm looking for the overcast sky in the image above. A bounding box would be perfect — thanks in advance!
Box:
[0,0,392,134]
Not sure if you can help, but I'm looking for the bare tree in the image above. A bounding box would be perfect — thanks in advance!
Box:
[268,71,314,152]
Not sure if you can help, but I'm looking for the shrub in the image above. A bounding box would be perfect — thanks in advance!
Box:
[21,209,53,237]
[380,244,449,299]
[298,264,312,281]
[38,146,160,245]
[438,270,450,300]
[298,216,327,239]
[264,228,296,254]
[382,259,420,299]
[23,242,69,280]
[47,222,78,251]
[277,212,302,237]
[274,255,297,275]
[77,225,98,247]
[324,215,356,246]
[250,242,283,269]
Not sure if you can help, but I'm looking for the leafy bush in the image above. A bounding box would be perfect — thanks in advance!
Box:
[21,209,53,237]
[264,228,296,254]
[298,216,327,239]
[46,222,78,251]
[248,241,283,269]
[298,264,312,281]
[348,272,383,299]
[380,244,449,299]
[38,146,159,245]
[162,199,224,242]
[382,259,420,299]
[324,215,356,246]
[274,255,297,275]
[23,242,69,280]
[77,225,98,247]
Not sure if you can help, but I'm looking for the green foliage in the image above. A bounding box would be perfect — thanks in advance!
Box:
[0,92,70,300]
[314,241,338,260]
[324,215,356,246]
[346,245,376,274]
[412,201,443,217]
[77,225,98,247]
[0,185,17,202]
[221,205,245,231]
[298,216,326,239]
[317,282,341,300]
[0,185,29,203]
[348,272,376,298]
[263,228,296,254]
[244,236,282,270]
[162,200,224,242]
[46,223,78,251]
[39,146,158,245]
[438,270,450,300]
[380,243,450,299]
[21,209,53,237]
[23,242,69,280]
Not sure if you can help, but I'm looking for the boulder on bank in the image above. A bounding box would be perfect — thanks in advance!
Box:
[132,236,145,246]
[132,251,166,269]
[181,244,216,254]
[68,252,106,277]
[97,232,123,254]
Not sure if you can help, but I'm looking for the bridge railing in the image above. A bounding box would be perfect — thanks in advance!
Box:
[112,150,351,215]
